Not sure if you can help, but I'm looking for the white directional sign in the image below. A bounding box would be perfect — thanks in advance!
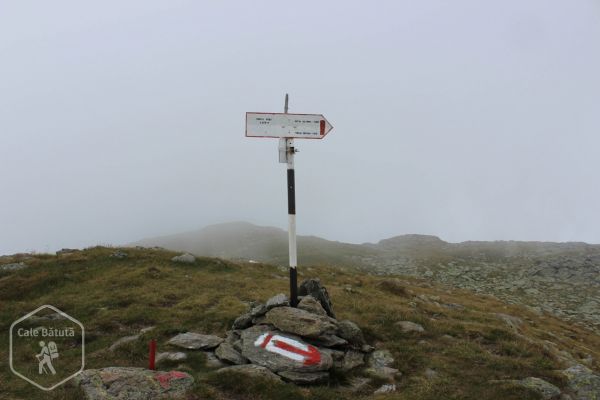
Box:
[246,112,333,139]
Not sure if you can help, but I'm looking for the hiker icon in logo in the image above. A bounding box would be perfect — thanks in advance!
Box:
[36,341,58,375]
[10,305,84,391]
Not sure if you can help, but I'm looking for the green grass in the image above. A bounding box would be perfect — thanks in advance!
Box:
[0,247,598,399]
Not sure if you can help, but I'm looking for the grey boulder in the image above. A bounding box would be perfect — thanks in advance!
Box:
[367,350,399,381]
[75,367,193,400]
[395,321,425,333]
[516,377,561,400]
[250,304,268,318]
[171,253,196,264]
[298,278,336,318]
[110,250,128,259]
[233,303,269,329]
[215,342,248,365]
[156,352,187,364]
[341,350,365,371]
[204,352,227,368]
[278,370,329,385]
[563,364,600,400]
[168,332,223,350]
[495,313,523,331]
[298,295,327,316]
[217,364,282,382]
[265,293,290,309]
[374,384,397,394]
[240,325,332,372]
[310,334,347,348]
[265,306,337,338]
[232,313,253,330]
[321,348,345,369]
[0,262,28,271]
[109,335,140,352]
[337,320,366,346]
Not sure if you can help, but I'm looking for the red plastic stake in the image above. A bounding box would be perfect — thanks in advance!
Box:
[149,339,157,370]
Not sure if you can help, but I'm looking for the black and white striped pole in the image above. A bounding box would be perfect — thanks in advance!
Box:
[282,94,299,307]
[245,95,333,308]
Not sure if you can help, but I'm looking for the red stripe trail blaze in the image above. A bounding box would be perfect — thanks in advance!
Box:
[260,334,274,348]
[255,332,322,366]
[272,339,321,366]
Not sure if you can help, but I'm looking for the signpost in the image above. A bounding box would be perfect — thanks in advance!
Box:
[246,112,333,139]
[246,95,333,307]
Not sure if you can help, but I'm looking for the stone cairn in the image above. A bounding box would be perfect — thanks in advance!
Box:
[76,278,399,399]
[167,278,399,389]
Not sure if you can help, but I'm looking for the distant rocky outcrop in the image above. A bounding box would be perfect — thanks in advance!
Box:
[363,252,600,333]
[374,234,448,251]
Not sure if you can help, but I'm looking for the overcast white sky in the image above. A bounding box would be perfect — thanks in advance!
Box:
[1,0,599,254]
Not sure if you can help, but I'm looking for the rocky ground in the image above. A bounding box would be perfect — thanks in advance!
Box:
[357,252,600,334]
[74,276,600,400]
[132,223,600,334]
[1,246,600,399]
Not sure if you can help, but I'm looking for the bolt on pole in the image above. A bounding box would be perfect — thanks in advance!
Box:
[285,94,299,307]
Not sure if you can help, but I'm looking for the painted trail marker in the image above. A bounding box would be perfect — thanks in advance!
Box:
[246,94,333,307]
[254,333,321,366]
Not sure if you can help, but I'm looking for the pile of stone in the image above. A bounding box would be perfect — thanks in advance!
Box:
[75,279,399,399]
[167,278,400,388]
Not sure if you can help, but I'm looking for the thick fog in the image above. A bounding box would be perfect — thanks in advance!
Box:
[1,0,599,254]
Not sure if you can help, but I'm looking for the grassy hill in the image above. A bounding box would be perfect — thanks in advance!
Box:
[132,222,600,333]
[132,222,600,266]
[1,247,599,399]
[132,221,378,267]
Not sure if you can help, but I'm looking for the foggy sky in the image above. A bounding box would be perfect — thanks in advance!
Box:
[1,0,599,255]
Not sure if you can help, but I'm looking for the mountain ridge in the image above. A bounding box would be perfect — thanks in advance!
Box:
[134,222,599,249]
[131,222,600,333]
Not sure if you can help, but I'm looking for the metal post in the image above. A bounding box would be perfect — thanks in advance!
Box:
[148,339,156,370]
[284,94,299,307]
